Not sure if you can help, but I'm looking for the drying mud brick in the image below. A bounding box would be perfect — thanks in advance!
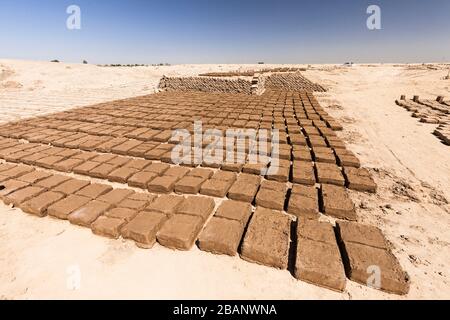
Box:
[21,191,65,217]
[156,214,204,250]
[35,174,71,189]
[145,163,170,175]
[0,179,30,200]
[89,163,118,179]
[343,167,377,193]
[295,238,346,292]
[288,185,319,219]
[53,179,90,195]
[292,164,316,185]
[128,171,158,188]
[198,217,244,256]
[17,171,52,184]
[105,207,139,222]
[255,188,286,210]
[176,196,215,221]
[108,167,138,183]
[147,194,184,216]
[321,184,356,220]
[1,165,34,179]
[336,221,388,250]
[174,176,206,194]
[148,175,179,193]
[121,211,168,248]
[188,168,214,179]
[164,166,190,179]
[266,165,290,182]
[68,200,112,227]
[316,163,345,186]
[47,194,91,219]
[91,216,127,239]
[200,179,233,197]
[228,174,260,202]
[240,207,291,269]
[3,186,45,206]
[341,242,410,295]
[73,161,101,175]
[118,193,156,211]
[54,158,84,172]
[214,200,253,227]
[35,155,65,169]
[96,189,135,206]
[76,183,113,199]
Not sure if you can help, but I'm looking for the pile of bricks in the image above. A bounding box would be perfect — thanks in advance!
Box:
[0,89,410,295]
[158,76,253,94]
[198,67,306,78]
[265,72,326,92]
[396,95,450,145]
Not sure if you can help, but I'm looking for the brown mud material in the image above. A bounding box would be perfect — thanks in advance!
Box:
[0,179,30,200]
[156,214,205,250]
[52,179,90,195]
[321,184,356,220]
[76,183,113,199]
[214,200,253,227]
[68,200,112,227]
[146,194,184,216]
[121,211,168,249]
[288,185,319,219]
[148,176,179,194]
[47,194,91,220]
[127,171,158,189]
[228,174,261,202]
[240,207,291,269]
[96,189,135,206]
[105,207,139,222]
[91,216,127,239]
[198,217,244,256]
[21,191,65,217]
[3,186,45,207]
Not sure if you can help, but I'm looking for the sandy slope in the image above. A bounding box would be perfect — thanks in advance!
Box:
[0,60,449,300]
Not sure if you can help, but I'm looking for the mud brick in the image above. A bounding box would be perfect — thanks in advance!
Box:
[174,176,205,194]
[144,147,167,160]
[211,170,236,182]
[35,155,65,169]
[76,183,112,199]
[295,236,346,292]
[79,137,108,151]
[146,194,184,216]
[228,174,260,202]
[336,221,388,250]
[96,137,128,153]
[46,194,89,219]
[156,214,204,250]
[288,185,319,219]
[292,150,312,162]
[148,175,179,193]
[89,163,118,179]
[54,158,84,172]
[72,151,97,161]
[96,188,135,206]
[214,200,253,226]
[240,207,291,269]
[314,151,336,164]
[121,211,168,248]
[0,163,16,173]
[198,217,244,256]
[153,130,172,142]
[41,146,65,155]
[266,164,290,182]
[118,194,153,211]
[106,156,130,167]
[221,161,244,172]
[107,167,138,183]
[164,166,190,179]
[243,162,269,175]
[0,179,30,200]
[73,161,101,175]
[68,200,112,227]
[105,207,139,222]
[315,163,345,186]
[309,136,328,147]
[20,153,47,165]
[3,186,45,206]
[340,242,409,295]
[1,165,34,179]
[138,129,160,141]
[124,158,152,170]
[125,127,151,139]
[4,150,35,163]
[17,171,52,184]
[56,148,80,158]
[343,167,377,193]
[34,174,69,189]
[187,168,214,179]
[91,154,117,164]
[337,153,360,168]
[91,216,127,239]
[52,179,90,195]
[260,180,287,192]
[177,196,215,221]
[128,171,158,189]
[200,179,234,197]
[145,163,170,175]
[321,184,356,220]
[255,188,286,210]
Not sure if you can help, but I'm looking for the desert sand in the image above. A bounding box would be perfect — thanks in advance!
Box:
[0,59,449,299]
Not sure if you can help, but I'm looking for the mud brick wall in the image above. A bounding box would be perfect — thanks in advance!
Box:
[159,76,253,94]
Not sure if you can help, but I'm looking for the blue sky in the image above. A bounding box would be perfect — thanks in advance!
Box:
[0,0,449,64]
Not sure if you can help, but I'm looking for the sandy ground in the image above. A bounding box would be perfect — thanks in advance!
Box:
[0,60,449,300]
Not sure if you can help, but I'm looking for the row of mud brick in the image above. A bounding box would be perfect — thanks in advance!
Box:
[159,72,326,94]
[396,95,450,145]
[0,137,376,221]
[0,162,409,295]
[198,67,306,77]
